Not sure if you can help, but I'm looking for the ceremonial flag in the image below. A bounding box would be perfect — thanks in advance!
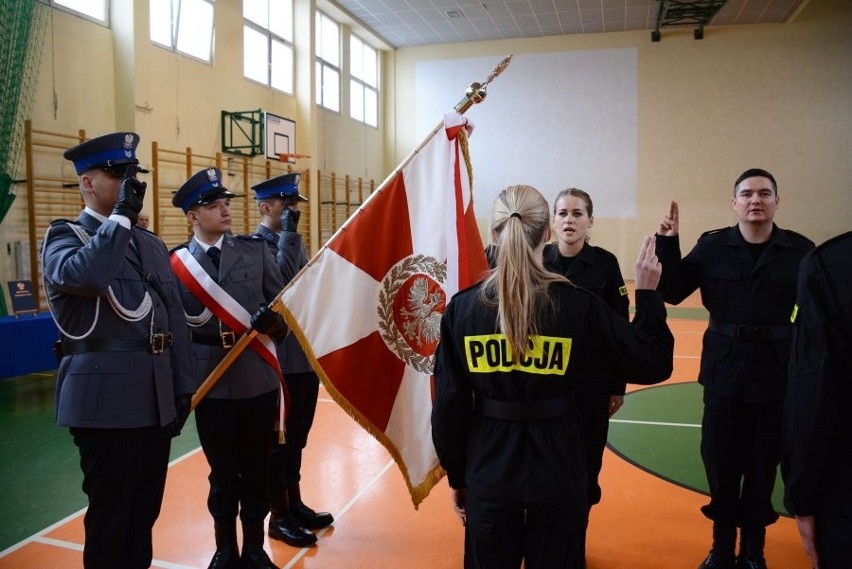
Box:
[280,113,489,506]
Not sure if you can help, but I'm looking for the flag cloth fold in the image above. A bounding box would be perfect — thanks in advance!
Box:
[279,113,489,507]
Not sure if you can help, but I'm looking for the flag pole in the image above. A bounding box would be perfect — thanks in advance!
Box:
[190,55,513,411]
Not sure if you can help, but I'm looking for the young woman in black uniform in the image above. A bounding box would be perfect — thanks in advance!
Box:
[544,189,629,543]
[432,184,674,569]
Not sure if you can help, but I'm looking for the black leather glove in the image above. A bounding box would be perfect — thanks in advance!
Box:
[112,165,147,225]
[171,394,192,437]
[250,305,288,340]
[280,206,300,233]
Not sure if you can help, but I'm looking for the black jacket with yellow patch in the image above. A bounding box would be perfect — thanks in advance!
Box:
[431,281,673,509]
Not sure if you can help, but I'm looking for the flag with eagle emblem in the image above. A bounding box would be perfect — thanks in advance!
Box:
[279,113,489,507]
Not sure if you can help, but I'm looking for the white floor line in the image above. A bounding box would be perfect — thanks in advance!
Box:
[0,445,205,560]
[29,535,198,569]
[280,459,395,569]
[610,418,701,428]
[0,505,88,558]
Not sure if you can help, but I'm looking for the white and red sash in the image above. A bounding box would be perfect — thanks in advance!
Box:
[171,247,287,435]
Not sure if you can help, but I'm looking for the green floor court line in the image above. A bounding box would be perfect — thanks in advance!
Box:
[608,382,789,516]
[0,372,201,552]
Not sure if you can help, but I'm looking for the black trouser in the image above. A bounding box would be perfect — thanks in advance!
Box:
[574,389,611,507]
[700,393,782,527]
[269,372,320,494]
[71,425,172,569]
[463,495,585,569]
[816,510,852,568]
[195,390,278,524]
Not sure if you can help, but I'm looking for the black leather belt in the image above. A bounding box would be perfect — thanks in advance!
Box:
[708,318,790,342]
[478,395,574,421]
[189,330,236,349]
[56,334,172,357]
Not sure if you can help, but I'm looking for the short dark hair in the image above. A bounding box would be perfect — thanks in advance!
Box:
[734,168,777,196]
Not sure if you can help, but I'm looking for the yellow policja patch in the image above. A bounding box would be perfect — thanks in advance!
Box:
[464,334,572,375]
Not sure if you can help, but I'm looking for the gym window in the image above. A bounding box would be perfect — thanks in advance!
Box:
[150,0,215,63]
[315,11,340,113]
[350,35,378,128]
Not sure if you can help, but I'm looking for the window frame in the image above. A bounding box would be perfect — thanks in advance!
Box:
[242,0,295,95]
[315,10,341,113]
[349,34,378,128]
[149,0,216,65]
[51,0,108,25]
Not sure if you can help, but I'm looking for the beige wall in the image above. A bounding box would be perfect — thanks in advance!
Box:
[0,0,386,301]
[1,0,849,306]
[387,0,852,277]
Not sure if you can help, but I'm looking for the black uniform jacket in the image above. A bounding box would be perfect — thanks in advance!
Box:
[543,242,630,395]
[782,231,852,517]
[656,225,813,402]
[42,212,194,428]
[173,234,285,399]
[254,224,312,374]
[432,281,673,509]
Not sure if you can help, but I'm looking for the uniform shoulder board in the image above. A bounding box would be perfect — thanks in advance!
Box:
[49,218,79,227]
[698,227,728,239]
[236,234,264,241]
[169,242,188,254]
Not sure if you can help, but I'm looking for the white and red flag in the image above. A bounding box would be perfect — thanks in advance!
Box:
[280,113,489,506]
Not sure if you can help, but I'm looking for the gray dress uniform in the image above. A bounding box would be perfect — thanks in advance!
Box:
[42,209,194,569]
[44,211,194,426]
[174,234,285,399]
[172,166,289,568]
[252,171,334,541]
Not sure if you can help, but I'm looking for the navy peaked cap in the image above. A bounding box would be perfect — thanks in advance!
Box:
[251,172,307,202]
[64,132,149,175]
[172,167,241,213]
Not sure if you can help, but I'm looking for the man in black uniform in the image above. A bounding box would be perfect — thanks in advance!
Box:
[251,173,333,547]
[655,168,814,569]
[171,168,288,569]
[782,231,852,569]
[42,132,194,568]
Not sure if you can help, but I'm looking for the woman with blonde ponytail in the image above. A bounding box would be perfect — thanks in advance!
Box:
[432,184,674,569]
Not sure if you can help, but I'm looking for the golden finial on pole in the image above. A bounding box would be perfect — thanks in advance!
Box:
[454,54,513,114]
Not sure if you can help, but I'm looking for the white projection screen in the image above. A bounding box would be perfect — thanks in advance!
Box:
[415,50,638,218]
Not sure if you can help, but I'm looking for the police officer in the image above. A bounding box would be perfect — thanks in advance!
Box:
[42,132,194,569]
[543,188,629,556]
[655,168,814,569]
[432,184,673,569]
[171,168,288,569]
[251,173,333,548]
[782,231,852,569]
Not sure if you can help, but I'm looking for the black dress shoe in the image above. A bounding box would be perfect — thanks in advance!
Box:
[268,514,317,547]
[699,551,736,569]
[291,502,334,530]
[735,556,767,569]
[240,547,279,569]
[208,548,240,569]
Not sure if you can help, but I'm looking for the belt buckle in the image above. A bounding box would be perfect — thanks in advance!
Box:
[150,332,171,354]
[736,326,763,341]
[220,331,235,349]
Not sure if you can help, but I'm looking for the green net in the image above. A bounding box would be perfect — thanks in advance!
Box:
[0,0,49,225]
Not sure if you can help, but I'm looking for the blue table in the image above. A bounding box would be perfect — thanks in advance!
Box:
[0,312,59,379]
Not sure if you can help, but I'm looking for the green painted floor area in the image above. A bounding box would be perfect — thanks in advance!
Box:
[0,372,201,552]
[608,382,789,516]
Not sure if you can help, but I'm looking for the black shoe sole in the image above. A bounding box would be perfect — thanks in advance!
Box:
[268,529,317,548]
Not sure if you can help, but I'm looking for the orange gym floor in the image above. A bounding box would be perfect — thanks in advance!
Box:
[0,291,812,568]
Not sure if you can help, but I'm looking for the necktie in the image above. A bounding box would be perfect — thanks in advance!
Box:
[207,246,221,270]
